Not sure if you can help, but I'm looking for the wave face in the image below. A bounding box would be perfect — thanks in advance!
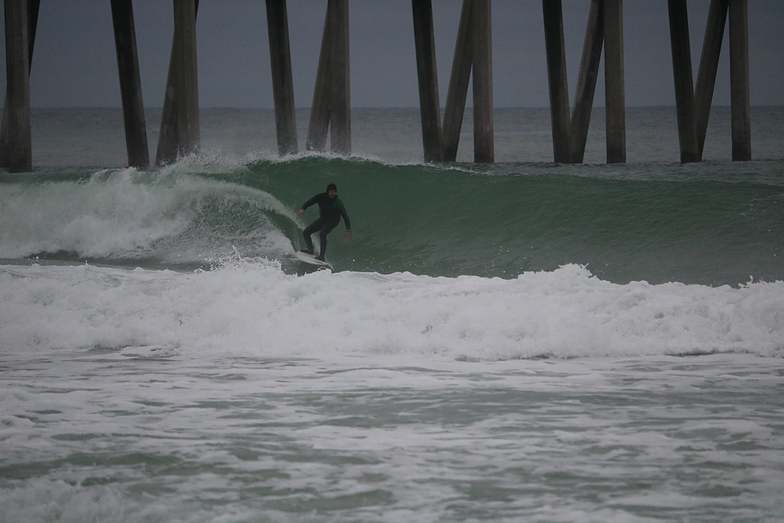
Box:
[1,156,783,284]
[2,260,782,359]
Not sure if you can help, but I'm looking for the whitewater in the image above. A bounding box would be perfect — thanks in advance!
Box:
[2,108,784,521]
[2,255,784,521]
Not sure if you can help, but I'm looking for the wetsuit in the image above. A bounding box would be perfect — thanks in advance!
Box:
[301,193,351,259]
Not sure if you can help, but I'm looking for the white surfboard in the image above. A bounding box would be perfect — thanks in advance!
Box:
[294,251,333,270]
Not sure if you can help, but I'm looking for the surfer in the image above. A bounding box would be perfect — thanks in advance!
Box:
[297,183,352,260]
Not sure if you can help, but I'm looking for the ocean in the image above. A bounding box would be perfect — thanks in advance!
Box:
[1,107,783,522]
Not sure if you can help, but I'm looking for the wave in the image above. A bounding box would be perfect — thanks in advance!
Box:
[240,156,784,284]
[1,155,783,284]
[1,260,782,360]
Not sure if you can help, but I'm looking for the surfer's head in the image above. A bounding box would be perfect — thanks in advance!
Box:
[326,183,337,199]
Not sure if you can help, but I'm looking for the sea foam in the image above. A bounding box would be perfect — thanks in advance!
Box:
[0,169,295,263]
[1,261,782,361]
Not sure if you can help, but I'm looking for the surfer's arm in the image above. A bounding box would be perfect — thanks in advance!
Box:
[301,194,320,210]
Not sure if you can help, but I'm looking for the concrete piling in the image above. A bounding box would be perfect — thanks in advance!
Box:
[172,0,199,158]
[412,0,443,162]
[156,0,199,165]
[306,0,350,154]
[0,0,37,156]
[729,0,751,161]
[3,0,32,172]
[471,0,494,163]
[695,0,728,158]
[442,0,474,162]
[266,0,298,156]
[1,0,37,170]
[542,0,571,164]
[111,0,149,168]
[329,0,350,154]
[569,0,603,164]
[306,1,334,152]
[603,0,626,163]
[667,0,699,163]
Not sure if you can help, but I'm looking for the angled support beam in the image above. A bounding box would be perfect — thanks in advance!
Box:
[442,0,474,162]
[542,0,571,163]
[472,0,493,163]
[667,0,699,163]
[1,0,38,169]
[266,0,298,156]
[695,0,728,157]
[155,32,180,166]
[306,0,351,155]
[3,0,32,172]
[729,0,751,161]
[603,0,626,163]
[329,0,350,154]
[412,0,443,162]
[569,0,603,164]
[111,0,149,168]
[306,1,334,152]
[156,0,199,166]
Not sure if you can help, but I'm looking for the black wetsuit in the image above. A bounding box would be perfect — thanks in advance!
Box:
[301,193,351,259]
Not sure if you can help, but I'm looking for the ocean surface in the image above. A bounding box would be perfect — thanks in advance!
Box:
[1,107,783,522]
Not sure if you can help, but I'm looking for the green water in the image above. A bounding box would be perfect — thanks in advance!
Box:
[2,156,783,285]
[236,157,784,284]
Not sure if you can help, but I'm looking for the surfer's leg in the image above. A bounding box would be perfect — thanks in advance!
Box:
[317,230,328,260]
[317,222,338,260]
[302,219,322,253]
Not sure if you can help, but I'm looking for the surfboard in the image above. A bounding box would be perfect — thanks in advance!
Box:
[294,251,333,269]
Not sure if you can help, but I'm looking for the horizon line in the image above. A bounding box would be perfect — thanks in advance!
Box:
[15,104,784,111]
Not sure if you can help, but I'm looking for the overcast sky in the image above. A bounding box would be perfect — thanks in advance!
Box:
[1,0,783,108]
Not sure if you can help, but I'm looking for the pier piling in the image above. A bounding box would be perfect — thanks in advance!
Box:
[695,0,728,158]
[472,0,494,163]
[111,0,149,168]
[412,0,443,163]
[3,0,32,172]
[542,0,571,164]
[667,0,699,163]
[266,0,298,156]
[0,0,37,169]
[155,31,180,166]
[569,0,603,164]
[156,0,199,165]
[603,0,626,164]
[306,0,350,154]
[307,1,334,152]
[442,0,474,162]
[329,0,351,154]
[730,0,751,161]
[173,0,199,158]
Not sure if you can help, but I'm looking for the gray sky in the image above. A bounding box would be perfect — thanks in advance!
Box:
[2,0,783,108]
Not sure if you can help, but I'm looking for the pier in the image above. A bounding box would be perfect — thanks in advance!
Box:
[0,0,755,172]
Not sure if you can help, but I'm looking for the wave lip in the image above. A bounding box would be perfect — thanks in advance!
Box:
[1,261,782,361]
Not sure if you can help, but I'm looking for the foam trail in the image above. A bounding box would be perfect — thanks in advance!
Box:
[0,169,297,264]
[1,261,782,360]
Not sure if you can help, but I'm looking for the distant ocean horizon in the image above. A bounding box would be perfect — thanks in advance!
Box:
[14,105,784,167]
[23,103,784,108]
